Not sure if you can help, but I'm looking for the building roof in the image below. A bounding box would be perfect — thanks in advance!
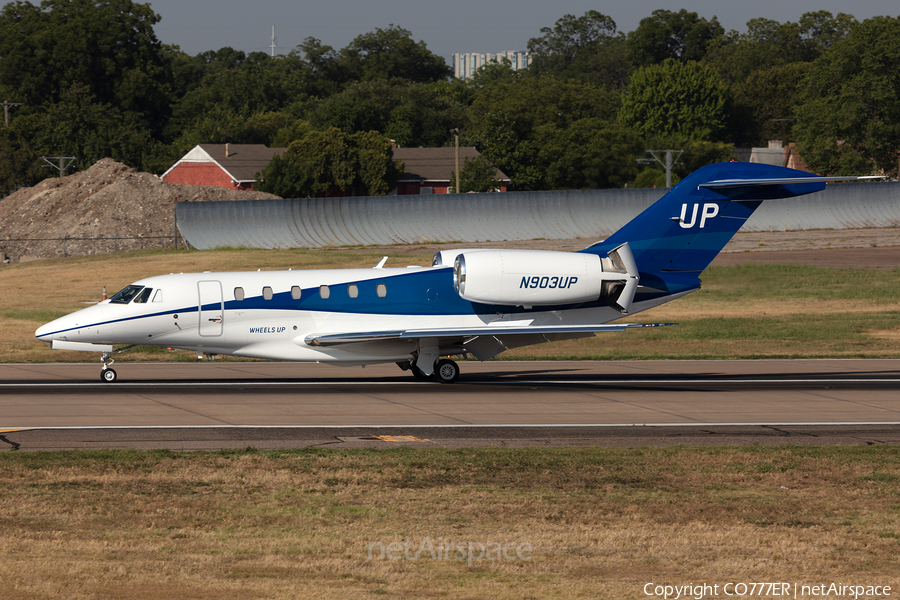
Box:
[749,141,811,173]
[162,144,287,183]
[392,147,509,182]
[163,144,510,186]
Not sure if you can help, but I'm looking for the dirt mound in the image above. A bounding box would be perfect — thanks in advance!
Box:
[0,158,279,261]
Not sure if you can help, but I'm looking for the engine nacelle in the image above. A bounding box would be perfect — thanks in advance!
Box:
[451,249,621,308]
[453,244,640,311]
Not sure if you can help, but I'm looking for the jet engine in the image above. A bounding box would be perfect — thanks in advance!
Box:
[452,243,640,312]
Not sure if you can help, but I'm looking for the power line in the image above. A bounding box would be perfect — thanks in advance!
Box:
[638,149,683,188]
[41,156,77,177]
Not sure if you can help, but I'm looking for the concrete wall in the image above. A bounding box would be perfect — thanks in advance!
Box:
[175,182,900,250]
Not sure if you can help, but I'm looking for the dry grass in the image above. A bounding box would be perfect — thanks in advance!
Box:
[1,446,899,599]
[3,249,900,363]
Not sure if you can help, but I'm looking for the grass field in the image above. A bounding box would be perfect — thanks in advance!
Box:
[1,446,899,599]
[2,247,899,363]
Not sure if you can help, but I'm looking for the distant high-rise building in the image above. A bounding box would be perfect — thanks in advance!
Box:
[452,51,530,80]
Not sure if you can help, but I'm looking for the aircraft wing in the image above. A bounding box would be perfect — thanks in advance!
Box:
[304,322,673,347]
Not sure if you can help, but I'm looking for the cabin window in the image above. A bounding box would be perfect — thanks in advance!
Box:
[263,286,274,301]
[291,286,301,300]
[133,287,153,304]
[234,287,244,301]
[320,285,330,299]
[377,283,387,298]
[348,284,358,298]
[109,285,143,304]
[152,289,163,303]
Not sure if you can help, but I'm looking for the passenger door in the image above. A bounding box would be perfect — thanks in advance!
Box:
[198,280,224,337]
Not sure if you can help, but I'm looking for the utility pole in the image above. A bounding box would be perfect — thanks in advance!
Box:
[2,100,22,127]
[637,149,683,188]
[41,156,77,177]
[449,128,463,193]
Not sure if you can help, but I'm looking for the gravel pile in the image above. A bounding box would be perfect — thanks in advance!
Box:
[0,158,279,261]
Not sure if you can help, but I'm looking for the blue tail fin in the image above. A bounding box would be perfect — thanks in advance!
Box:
[581,162,831,274]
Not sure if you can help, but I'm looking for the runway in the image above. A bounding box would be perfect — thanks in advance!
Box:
[2,360,899,450]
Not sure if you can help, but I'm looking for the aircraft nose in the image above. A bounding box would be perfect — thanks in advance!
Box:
[35,311,80,342]
[35,320,59,342]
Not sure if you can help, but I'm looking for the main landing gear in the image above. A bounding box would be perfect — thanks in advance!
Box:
[399,357,461,383]
[434,358,460,383]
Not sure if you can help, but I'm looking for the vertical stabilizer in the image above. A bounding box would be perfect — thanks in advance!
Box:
[580,162,833,274]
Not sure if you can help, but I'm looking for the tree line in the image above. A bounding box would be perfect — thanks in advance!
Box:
[1,1,898,197]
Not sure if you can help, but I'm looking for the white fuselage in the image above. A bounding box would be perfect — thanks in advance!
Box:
[35,264,682,366]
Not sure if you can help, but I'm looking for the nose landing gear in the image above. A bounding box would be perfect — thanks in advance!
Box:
[99,345,137,382]
[100,351,117,382]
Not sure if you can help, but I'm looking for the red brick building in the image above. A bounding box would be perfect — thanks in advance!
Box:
[161,144,286,191]
[162,144,509,194]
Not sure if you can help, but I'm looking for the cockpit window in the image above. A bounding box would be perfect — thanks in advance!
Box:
[109,285,144,304]
[133,287,153,304]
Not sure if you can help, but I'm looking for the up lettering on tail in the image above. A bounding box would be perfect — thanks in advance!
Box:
[678,203,720,229]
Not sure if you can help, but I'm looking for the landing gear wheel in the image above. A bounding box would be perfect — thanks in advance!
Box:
[101,368,117,383]
[433,359,460,383]
[411,365,431,381]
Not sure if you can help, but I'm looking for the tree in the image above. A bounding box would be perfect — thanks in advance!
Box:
[10,82,157,170]
[527,11,630,88]
[0,126,44,193]
[730,63,810,146]
[676,140,736,174]
[338,25,452,83]
[704,12,856,84]
[310,79,468,148]
[290,37,351,97]
[528,11,617,73]
[798,11,857,55]
[465,60,523,90]
[618,60,731,141]
[534,119,642,189]
[166,54,310,141]
[794,16,900,176]
[256,128,403,197]
[449,155,501,193]
[0,0,171,129]
[632,169,680,188]
[468,76,620,189]
[468,77,635,190]
[626,9,723,67]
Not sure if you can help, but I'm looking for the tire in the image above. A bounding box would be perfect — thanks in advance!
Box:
[433,359,460,383]
[101,368,117,383]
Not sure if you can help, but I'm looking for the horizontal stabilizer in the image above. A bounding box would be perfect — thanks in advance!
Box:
[700,175,882,190]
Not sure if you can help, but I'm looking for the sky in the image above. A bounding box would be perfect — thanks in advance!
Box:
[145,0,898,60]
[6,0,900,61]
